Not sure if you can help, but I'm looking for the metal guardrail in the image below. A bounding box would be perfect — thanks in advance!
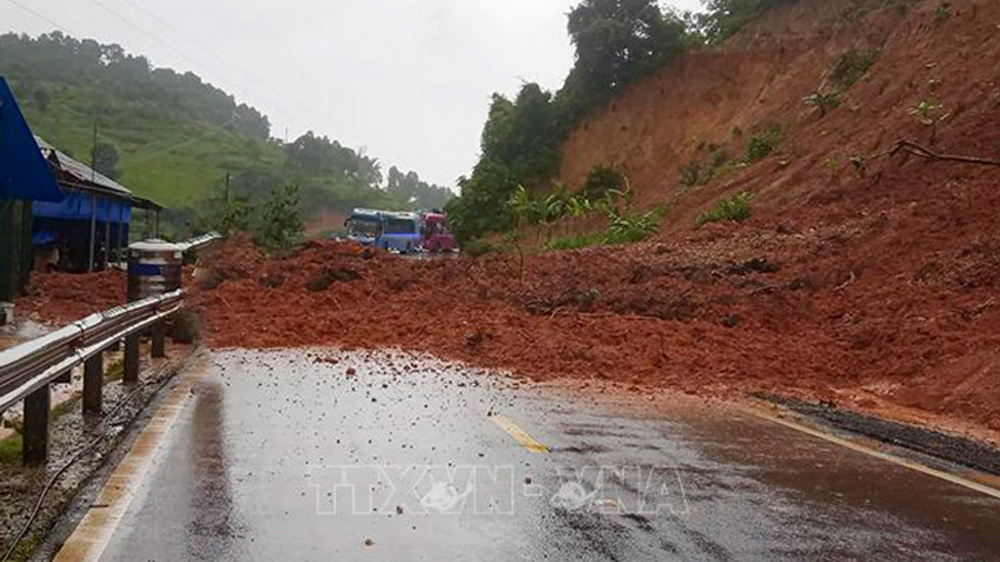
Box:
[0,233,216,465]
[0,290,183,413]
[176,232,221,253]
[0,290,183,465]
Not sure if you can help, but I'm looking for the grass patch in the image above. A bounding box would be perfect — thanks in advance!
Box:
[106,358,125,383]
[0,432,23,464]
[50,392,82,421]
[831,49,880,89]
[696,191,754,227]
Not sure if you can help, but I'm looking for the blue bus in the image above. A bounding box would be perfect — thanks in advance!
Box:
[344,209,421,254]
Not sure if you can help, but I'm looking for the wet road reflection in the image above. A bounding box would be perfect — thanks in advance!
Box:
[96,349,1000,561]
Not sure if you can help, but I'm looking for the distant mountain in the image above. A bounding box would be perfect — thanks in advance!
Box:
[0,32,452,232]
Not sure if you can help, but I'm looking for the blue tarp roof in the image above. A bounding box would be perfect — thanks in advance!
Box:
[33,190,132,223]
[0,77,62,202]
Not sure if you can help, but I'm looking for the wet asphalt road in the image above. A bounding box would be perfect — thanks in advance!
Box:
[93,349,1000,562]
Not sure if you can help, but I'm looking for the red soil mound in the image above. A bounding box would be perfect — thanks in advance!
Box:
[17,270,126,325]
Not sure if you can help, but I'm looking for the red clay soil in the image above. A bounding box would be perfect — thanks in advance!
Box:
[16,0,1000,446]
[17,270,126,325]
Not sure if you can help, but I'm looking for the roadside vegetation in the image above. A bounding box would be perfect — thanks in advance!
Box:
[501,166,662,253]
[447,0,801,248]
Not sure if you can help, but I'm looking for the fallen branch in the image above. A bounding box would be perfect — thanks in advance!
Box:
[871,139,1000,167]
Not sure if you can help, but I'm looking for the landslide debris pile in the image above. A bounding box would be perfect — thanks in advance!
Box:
[183,226,1000,444]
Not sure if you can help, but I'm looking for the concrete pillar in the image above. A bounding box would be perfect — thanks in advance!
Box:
[83,352,104,415]
[124,333,140,384]
[22,384,51,465]
[151,322,166,358]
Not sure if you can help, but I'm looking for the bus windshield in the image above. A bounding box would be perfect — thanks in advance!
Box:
[348,219,380,238]
[384,217,417,235]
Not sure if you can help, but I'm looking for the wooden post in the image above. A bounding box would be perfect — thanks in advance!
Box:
[88,193,97,273]
[103,197,111,271]
[22,384,50,465]
[19,199,32,295]
[0,198,22,302]
[151,321,166,358]
[83,352,104,414]
[124,333,140,383]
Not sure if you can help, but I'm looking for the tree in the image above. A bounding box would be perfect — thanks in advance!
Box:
[254,185,304,251]
[385,166,454,210]
[564,0,686,110]
[696,0,798,43]
[91,141,121,180]
[445,84,563,241]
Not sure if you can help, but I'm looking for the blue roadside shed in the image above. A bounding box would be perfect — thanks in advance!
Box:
[33,136,163,274]
[0,77,62,314]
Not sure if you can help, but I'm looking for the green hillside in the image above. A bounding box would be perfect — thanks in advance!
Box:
[17,79,284,207]
[0,32,452,232]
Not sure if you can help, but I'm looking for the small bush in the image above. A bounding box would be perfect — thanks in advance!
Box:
[882,0,920,15]
[580,165,625,201]
[746,124,781,161]
[804,90,841,116]
[933,1,952,22]
[606,210,660,244]
[463,239,497,258]
[831,49,880,89]
[680,147,731,187]
[696,191,754,227]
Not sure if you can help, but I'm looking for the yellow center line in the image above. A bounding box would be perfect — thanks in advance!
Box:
[747,407,1000,501]
[53,355,209,562]
[491,414,549,453]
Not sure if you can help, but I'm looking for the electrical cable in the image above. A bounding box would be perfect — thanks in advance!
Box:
[0,364,179,562]
[3,0,74,35]
[90,0,318,134]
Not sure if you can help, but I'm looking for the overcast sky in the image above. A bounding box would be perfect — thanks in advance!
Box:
[2,0,703,187]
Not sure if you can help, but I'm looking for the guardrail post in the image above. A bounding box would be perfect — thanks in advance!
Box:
[23,384,50,465]
[83,352,104,414]
[124,333,140,383]
[151,321,166,358]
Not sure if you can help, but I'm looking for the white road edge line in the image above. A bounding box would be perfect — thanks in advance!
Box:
[747,407,1000,501]
[52,355,209,562]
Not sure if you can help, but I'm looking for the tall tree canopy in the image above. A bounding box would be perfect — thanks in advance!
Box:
[385,166,453,210]
[563,0,687,111]
[447,0,686,241]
